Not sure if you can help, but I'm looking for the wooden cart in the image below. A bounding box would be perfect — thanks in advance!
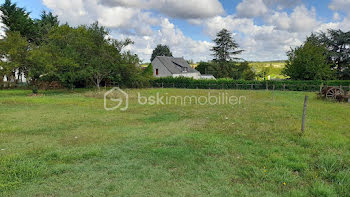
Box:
[320,86,350,102]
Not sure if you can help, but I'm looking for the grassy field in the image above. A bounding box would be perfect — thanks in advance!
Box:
[0,88,349,196]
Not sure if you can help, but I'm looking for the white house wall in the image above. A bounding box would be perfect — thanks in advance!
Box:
[172,73,201,79]
[152,58,173,77]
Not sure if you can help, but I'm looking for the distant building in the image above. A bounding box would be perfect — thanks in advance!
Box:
[152,56,201,79]
[200,75,216,80]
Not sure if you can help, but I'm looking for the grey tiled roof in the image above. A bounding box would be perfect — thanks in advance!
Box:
[154,56,200,74]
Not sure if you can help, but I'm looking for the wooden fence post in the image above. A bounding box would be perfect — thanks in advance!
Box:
[301,96,308,134]
[283,84,286,91]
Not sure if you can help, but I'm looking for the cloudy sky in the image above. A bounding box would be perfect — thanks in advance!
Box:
[2,0,350,62]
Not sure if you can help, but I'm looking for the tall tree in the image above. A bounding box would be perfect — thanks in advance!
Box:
[0,0,36,42]
[34,11,59,44]
[318,29,350,79]
[43,24,83,89]
[151,44,172,62]
[282,40,333,80]
[27,45,55,93]
[211,29,243,62]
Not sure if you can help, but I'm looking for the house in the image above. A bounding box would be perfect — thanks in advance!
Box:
[152,56,201,79]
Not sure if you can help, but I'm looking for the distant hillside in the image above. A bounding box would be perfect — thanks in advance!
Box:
[249,61,286,79]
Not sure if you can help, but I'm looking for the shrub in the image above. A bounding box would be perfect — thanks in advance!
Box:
[151,77,350,92]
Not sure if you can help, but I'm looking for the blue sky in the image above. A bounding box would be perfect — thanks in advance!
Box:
[3,0,350,62]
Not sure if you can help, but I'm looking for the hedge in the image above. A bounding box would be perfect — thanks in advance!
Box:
[151,77,350,92]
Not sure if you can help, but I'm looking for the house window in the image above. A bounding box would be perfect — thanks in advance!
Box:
[156,69,159,76]
[182,67,188,72]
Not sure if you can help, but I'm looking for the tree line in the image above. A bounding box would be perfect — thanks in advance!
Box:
[283,30,350,80]
[0,0,152,92]
[1,0,348,94]
[197,28,350,81]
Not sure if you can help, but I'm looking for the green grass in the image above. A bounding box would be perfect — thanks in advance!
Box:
[0,88,349,196]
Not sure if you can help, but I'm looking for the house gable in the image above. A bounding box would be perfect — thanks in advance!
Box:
[152,57,173,77]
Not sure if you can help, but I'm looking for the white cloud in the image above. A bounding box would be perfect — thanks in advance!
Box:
[43,0,159,36]
[43,0,90,26]
[266,5,319,32]
[200,15,306,61]
[202,16,256,37]
[41,0,350,62]
[263,0,302,9]
[98,0,225,19]
[315,22,341,33]
[43,0,214,62]
[236,0,268,18]
[333,12,341,20]
[329,0,350,14]
[120,18,213,62]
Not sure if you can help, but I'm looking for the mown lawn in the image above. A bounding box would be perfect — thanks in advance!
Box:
[0,88,349,196]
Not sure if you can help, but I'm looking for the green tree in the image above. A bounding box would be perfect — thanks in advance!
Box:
[211,29,243,62]
[230,61,252,80]
[34,11,59,44]
[44,24,83,88]
[0,0,36,42]
[27,45,54,93]
[143,63,154,78]
[151,44,172,62]
[242,69,256,80]
[318,29,350,79]
[282,40,333,80]
[85,22,114,89]
[196,62,217,75]
[0,31,29,83]
[86,22,139,89]
[42,23,141,89]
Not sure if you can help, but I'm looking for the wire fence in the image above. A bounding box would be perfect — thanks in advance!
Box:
[2,81,350,93]
[148,82,350,92]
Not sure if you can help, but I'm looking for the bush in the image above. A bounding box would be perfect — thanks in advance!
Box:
[151,77,350,92]
[283,40,333,80]
[31,86,38,94]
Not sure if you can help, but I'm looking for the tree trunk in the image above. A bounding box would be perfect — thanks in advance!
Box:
[96,78,101,90]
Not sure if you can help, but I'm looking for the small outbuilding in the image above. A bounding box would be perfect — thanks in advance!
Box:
[200,75,216,80]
